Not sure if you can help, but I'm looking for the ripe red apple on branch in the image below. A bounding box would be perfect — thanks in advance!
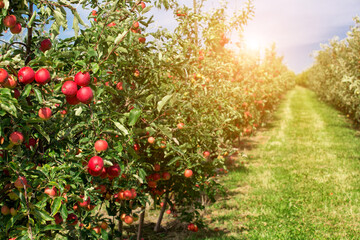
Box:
[62,81,78,96]
[10,23,21,34]
[9,131,24,145]
[94,139,108,152]
[39,39,52,52]
[3,75,17,88]
[3,15,16,28]
[35,68,51,85]
[38,107,52,120]
[88,156,104,176]
[18,67,35,84]
[74,71,91,86]
[0,68,8,84]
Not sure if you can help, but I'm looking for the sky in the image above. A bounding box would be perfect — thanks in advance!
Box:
[146,0,360,73]
[4,0,359,73]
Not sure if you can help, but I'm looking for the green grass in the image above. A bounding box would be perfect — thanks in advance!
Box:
[187,87,360,240]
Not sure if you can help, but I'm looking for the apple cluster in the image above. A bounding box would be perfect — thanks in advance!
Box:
[61,71,94,105]
[3,15,21,34]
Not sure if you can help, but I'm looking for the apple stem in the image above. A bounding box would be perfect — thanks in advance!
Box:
[154,191,169,232]
[136,207,146,240]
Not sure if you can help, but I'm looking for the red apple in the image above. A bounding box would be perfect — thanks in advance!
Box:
[188,223,195,231]
[13,89,20,99]
[0,68,8,84]
[25,138,36,149]
[93,226,101,234]
[148,181,157,188]
[116,82,123,90]
[133,143,140,151]
[162,172,171,180]
[152,173,161,181]
[88,156,104,175]
[54,213,63,224]
[3,15,16,28]
[94,140,108,152]
[67,213,78,226]
[107,163,120,177]
[10,23,21,34]
[124,215,133,225]
[148,137,155,144]
[134,69,140,77]
[100,221,108,230]
[123,190,132,200]
[130,188,137,198]
[203,151,210,158]
[76,87,93,104]
[0,1,4,9]
[44,186,57,197]
[66,95,80,105]
[40,39,52,52]
[9,131,24,145]
[184,169,193,178]
[38,107,52,120]
[95,185,107,194]
[138,37,146,43]
[14,176,27,188]
[107,22,116,27]
[132,21,139,29]
[1,205,10,215]
[35,68,51,85]
[91,10,97,16]
[100,167,108,179]
[3,75,17,88]
[62,81,78,96]
[78,196,91,207]
[154,164,161,171]
[139,1,146,9]
[18,67,35,84]
[74,71,91,86]
[177,123,184,129]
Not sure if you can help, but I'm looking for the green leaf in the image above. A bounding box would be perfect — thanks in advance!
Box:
[6,214,22,232]
[114,31,128,44]
[27,11,37,28]
[60,203,68,220]
[128,109,141,126]
[72,13,80,38]
[42,225,62,231]
[33,88,43,104]
[113,121,129,135]
[75,106,83,116]
[101,229,109,240]
[157,94,173,112]
[34,125,50,143]
[0,87,11,96]
[34,208,54,221]
[51,197,62,216]
[0,102,17,117]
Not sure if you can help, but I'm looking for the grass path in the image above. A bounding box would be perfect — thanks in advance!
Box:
[189,87,360,239]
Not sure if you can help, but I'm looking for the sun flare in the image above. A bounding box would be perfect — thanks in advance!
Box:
[244,37,261,51]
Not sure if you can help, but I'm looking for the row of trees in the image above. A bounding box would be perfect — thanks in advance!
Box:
[304,17,360,122]
[0,0,294,239]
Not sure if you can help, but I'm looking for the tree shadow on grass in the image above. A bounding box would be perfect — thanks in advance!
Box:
[135,221,237,240]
